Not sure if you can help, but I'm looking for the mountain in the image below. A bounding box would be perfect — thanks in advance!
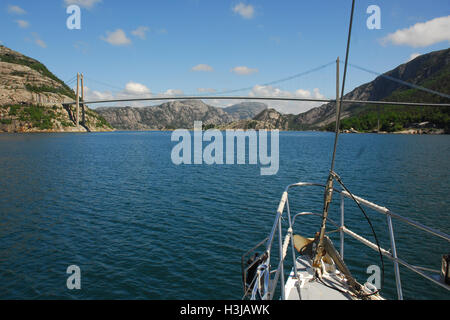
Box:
[223,102,267,120]
[218,108,297,130]
[294,47,450,131]
[96,100,235,130]
[96,101,269,130]
[0,45,112,132]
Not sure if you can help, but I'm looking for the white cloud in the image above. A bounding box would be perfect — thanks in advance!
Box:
[191,64,214,72]
[124,82,151,95]
[83,83,186,107]
[7,5,26,15]
[15,20,29,28]
[232,3,255,19]
[192,86,326,113]
[84,82,151,100]
[131,26,150,40]
[269,36,281,44]
[248,85,326,114]
[64,0,102,9]
[249,85,325,99]
[35,39,47,48]
[84,81,153,107]
[197,88,216,93]
[163,89,184,96]
[381,15,450,47]
[73,41,89,54]
[83,82,325,114]
[407,53,421,62]
[31,33,46,48]
[83,87,114,101]
[231,66,258,75]
[84,82,151,106]
[101,29,132,46]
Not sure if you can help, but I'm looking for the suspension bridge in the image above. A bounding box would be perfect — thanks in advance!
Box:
[62,59,450,129]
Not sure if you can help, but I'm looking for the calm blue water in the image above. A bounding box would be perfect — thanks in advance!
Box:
[0,131,448,300]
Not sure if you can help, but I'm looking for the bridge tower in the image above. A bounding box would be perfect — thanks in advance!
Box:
[81,73,85,126]
[76,73,79,128]
[74,73,85,128]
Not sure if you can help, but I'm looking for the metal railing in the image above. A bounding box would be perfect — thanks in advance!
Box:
[245,182,450,300]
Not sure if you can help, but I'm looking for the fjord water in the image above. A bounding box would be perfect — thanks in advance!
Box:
[0,131,448,300]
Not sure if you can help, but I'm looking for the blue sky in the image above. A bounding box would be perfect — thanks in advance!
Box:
[1,0,449,113]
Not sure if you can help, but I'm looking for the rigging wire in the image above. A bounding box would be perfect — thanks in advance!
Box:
[310,0,385,300]
[317,0,386,298]
[317,277,353,297]
[330,0,355,172]
[331,172,385,297]
[312,0,356,283]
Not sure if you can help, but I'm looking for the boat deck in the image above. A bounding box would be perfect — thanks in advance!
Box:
[285,256,357,300]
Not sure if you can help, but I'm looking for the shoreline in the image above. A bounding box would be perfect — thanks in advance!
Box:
[1,128,447,135]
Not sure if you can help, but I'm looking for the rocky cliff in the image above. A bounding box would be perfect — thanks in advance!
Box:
[217,108,293,130]
[0,45,112,132]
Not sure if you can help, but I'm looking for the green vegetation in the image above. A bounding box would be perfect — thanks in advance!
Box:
[96,114,112,129]
[325,105,450,133]
[287,116,312,131]
[202,123,216,130]
[10,70,28,77]
[246,121,258,129]
[86,109,112,129]
[19,105,55,130]
[1,52,60,83]
[8,105,21,116]
[0,50,76,99]
[3,104,58,130]
[324,64,450,133]
[60,119,74,128]
[25,84,75,100]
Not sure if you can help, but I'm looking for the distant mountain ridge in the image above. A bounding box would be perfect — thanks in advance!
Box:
[96,101,268,130]
[223,102,267,120]
[96,100,233,130]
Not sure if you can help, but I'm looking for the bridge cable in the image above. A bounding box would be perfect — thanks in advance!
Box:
[347,63,450,100]
[64,76,77,86]
[210,61,336,96]
[83,76,126,92]
[78,61,337,102]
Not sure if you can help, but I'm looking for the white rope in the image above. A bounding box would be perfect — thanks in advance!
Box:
[282,227,293,260]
